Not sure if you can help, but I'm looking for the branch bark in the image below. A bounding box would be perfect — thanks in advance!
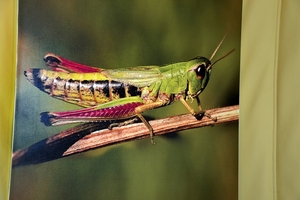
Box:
[12,105,239,167]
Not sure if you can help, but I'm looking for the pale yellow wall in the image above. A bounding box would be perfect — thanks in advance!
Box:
[240,0,300,199]
[0,0,17,199]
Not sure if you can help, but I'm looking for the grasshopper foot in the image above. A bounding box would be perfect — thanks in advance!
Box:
[150,136,156,145]
[194,111,217,122]
[194,111,205,120]
[204,112,217,122]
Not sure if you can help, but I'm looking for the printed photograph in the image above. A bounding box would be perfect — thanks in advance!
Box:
[11,1,241,199]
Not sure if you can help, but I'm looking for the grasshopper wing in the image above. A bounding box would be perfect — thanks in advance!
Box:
[44,53,164,87]
[102,66,164,88]
[44,53,102,73]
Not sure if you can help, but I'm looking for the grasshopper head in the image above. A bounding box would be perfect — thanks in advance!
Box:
[186,57,212,98]
[185,31,235,99]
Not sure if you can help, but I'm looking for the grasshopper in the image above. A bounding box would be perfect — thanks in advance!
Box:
[24,35,233,144]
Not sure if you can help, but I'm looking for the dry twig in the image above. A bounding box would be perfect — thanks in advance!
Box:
[12,105,239,167]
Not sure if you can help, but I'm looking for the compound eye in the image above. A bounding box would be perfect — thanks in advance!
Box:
[195,63,206,79]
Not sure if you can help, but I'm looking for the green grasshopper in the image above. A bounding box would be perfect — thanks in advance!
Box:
[24,35,233,144]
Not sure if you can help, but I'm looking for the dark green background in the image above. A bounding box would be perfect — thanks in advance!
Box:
[12,0,241,199]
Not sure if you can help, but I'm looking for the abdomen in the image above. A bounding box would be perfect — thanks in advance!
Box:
[24,68,142,107]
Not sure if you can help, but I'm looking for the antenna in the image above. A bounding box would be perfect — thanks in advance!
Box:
[208,49,235,70]
[209,30,230,61]
[207,29,234,71]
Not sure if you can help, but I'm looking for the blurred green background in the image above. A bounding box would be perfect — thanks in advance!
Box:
[11,0,241,199]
